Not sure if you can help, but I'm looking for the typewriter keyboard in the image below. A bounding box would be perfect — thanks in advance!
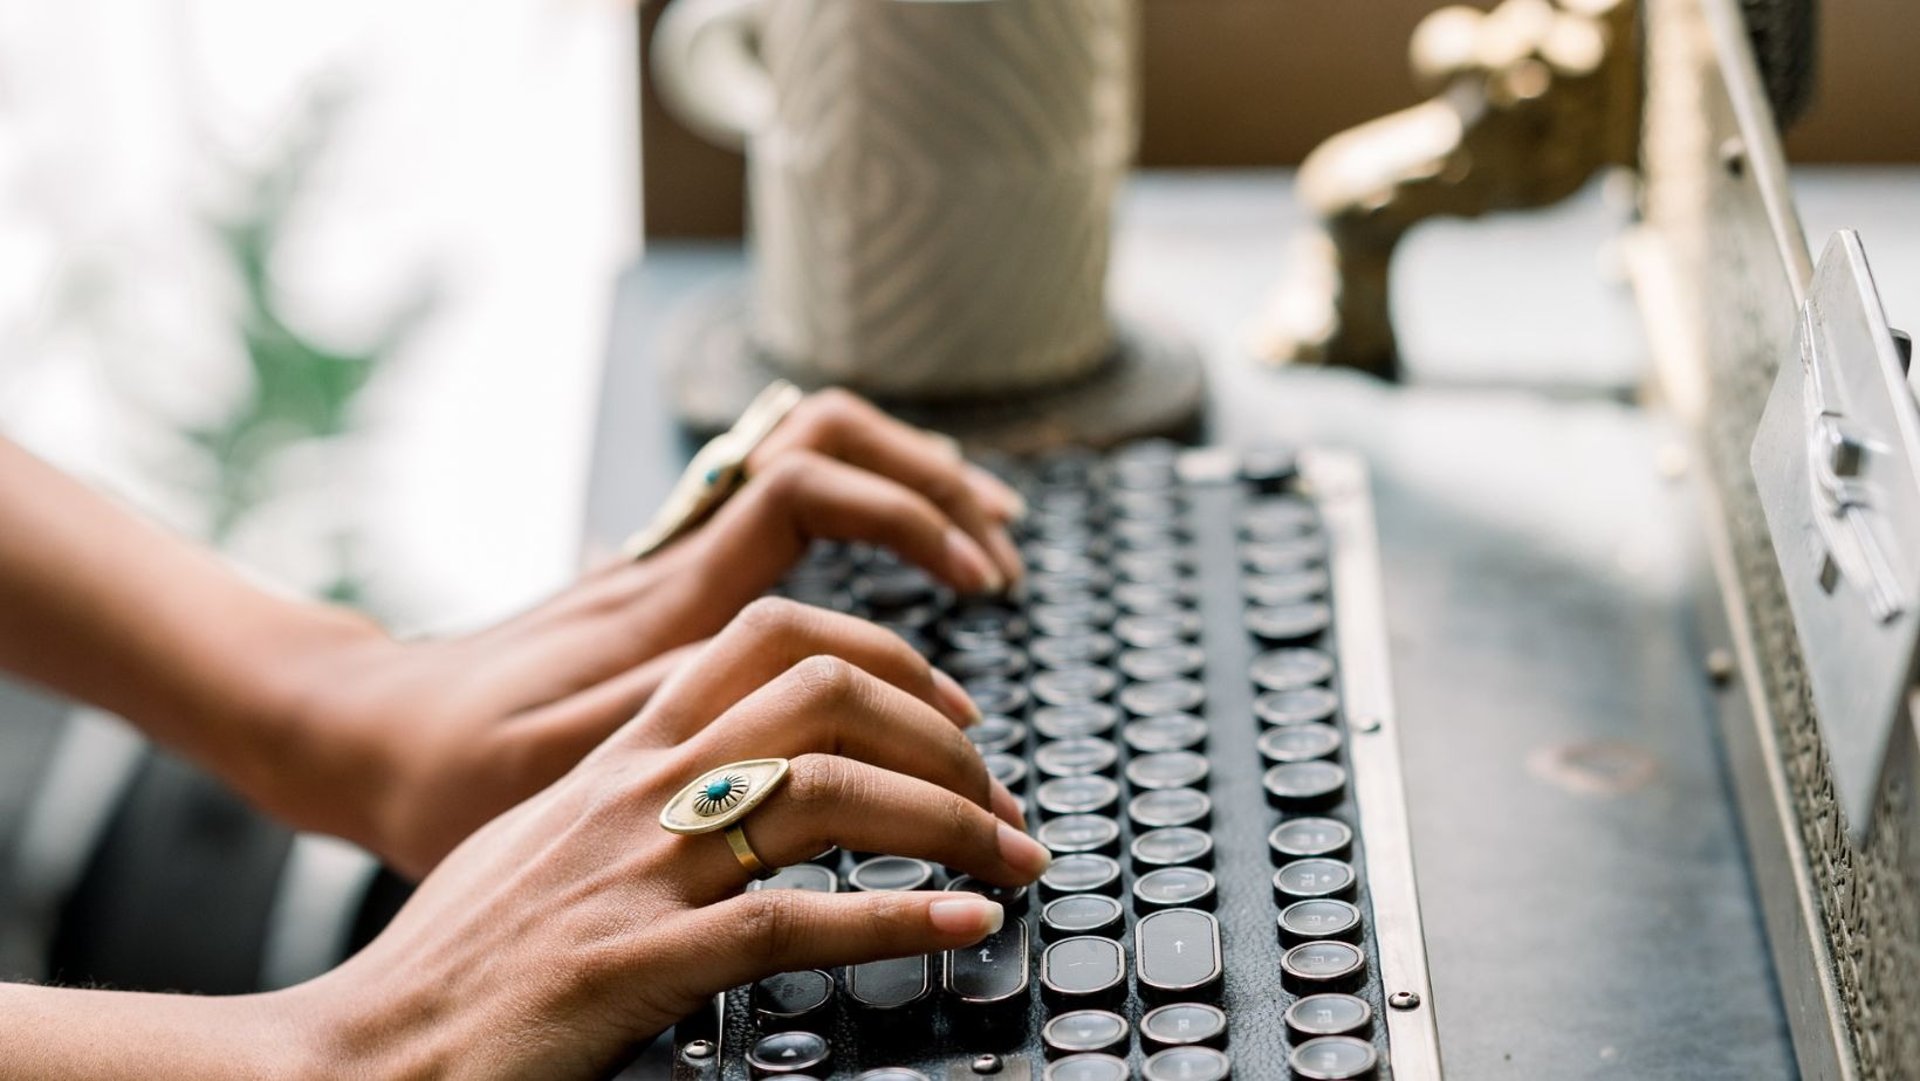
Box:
[669,443,1440,1081]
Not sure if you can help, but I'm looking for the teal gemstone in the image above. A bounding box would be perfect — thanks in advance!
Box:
[704,779,735,801]
[705,467,724,485]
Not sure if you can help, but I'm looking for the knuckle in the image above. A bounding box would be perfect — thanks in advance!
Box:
[737,595,810,639]
[739,889,807,958]
[785,753,848,809]
[755,453,816,497]
[789,653,859,705]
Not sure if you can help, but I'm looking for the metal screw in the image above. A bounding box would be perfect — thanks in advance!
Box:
[1826,425,1866,478]
[1353,716,1382,734]
[681,1040,716,1062]
[1388,990,1422,1010]
[972,1053,1004,1074]
[1719,137,1747,178]
[1704,648,1736,686]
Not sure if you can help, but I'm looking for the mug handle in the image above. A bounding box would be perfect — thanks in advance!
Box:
[651,0,772,151]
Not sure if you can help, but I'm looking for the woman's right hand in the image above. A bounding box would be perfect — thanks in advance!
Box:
[280,604,1051,1080]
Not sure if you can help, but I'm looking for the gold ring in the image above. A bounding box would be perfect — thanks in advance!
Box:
[659,758,792,880]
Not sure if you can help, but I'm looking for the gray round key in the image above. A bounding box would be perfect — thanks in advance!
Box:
[966,717,1028,755]
[966,679,1030,717]
[1041,936,1127,1006]
[751,863,837,893]
[984,753,1030,793]
[1245,602,1333,644]
[1119,678,1207,717]
[1034,703,1122,740]
[1037,775,1121,818]
[1131,827,1215,870]
[1036,737,1120,778]
[1263,761,1347,809]
[939,643,1027,682]
[1241,497,1317,539]
[1041,893,1125,940]
[1254,688,1340,727]
[942,604,1027,650]
[1281,941,1367,993]
[1044,1053,1131,1081]
[1113,611,1202,648]
[1031,599,1118,635]
[1243,568,1330,606]
[855,1071,931,1081]
[1124,713,1210,754]
[1118,645,1206,682]
[752,969,835,1028]
[1140,1002,1227,1052]
[1130,788,1213,830]
[1111,582,1192,615]
[1040,853,1123,898]
[1257,724,1342,763]
[1274,858,1357,901]
[1032,666,1121,706]
[1278,899,1363,945]
[1031,632,1118,670]
[1241,536,1327,574]
[1144,1047,1232,1081]
[1132,867,1218,912]
[849,856,934,892]
[1112,550,1190,582]
[1268,817,1353,862]
[1288,1035,1378,1079]
[1127,751,1211,791]
[746,1030,832,1075]
[946,874,1031,916]
[1037,814,1122,856]
[1284,994,1372,1038]
[1042,1010,1130,1058]
[1249,647,1335,691]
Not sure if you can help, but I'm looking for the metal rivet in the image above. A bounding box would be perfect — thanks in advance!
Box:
[1705,649,1735,686]
[972,1053,1004,1074]
[1353,716,1382,734]
[681,1039,716,1061]
[1389,990,1422,1010]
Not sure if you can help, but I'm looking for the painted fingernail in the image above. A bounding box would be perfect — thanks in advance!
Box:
[989,778,1028,831]
[944,527,1004,594]
[929,897,1004,937]
[931,668,982,727]
[997,822,1052,879]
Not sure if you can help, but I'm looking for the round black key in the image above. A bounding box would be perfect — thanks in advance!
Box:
[1131,827,1215,870]
[1031,632,1118,670]
[853,568,937,610]
[966,716,1028,755]
[1288,1035,1378,1079]
[1108,489,1184,520]
[1254,688,1340,728]
[1040,936,1127,1006]
[1140,1002,1228,1051]
[1284,994,1372,1039]
[1274,858,1357,901]
[1118,645,1206,682]
[1118,679,1207,717]
[1033,703,1122,740]
[1124,713,1209,754]
[1041,893,1125,940]
[1241,496,1317,539]
[946,874,1031,915]
[1036,774,1121,818]
[1032,667,1120,706]
[752,969,835,1028]
[1037,814,1122,856]
[1240,445,1299,491]
[1257,724,1342,763]
[1111,550,1190,582]
[942,604,1027,651]
[1030,569,1115,604]
[1040,853,1123,898]
[1111,582,1192,615]
[1144,1047,1232,1081]
[874,624,935,658]
[1031,599,1118,636]
[1044,1053,1131,1081]
[939,643,1027,682]
[1278,899,1364,945]
[1243,568,1330,606]
[1130,788,1213,830]
[1241,536,1327,574]
[1126,751,1211,791]
[965,678,1030,717]
[1264,761,1346,809]
[1035,737,1119,778]
[746,1030,832,1076]
[1249,648,1335,691]
[1027,544,1104,574]
[984,753,1030,793]
[1132,867,1218,911]
[1112,520,1187,550]
[1268,817,1354,861]
[1042,1010,1130,1058]
[849,856,934,892]
[1281,940,1367,993]
[1114,611,1202,648]
[1245,602,1333,644]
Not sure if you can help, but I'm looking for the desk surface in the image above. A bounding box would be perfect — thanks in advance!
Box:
[579,169,1919,1078]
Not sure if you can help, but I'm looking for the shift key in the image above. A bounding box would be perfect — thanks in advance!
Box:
[943,920,1030,1008]
[1135,908,1222,1000]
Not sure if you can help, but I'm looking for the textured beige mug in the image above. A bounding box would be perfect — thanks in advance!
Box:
[652,0,1139,399]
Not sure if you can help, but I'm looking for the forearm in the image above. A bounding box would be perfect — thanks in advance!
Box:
[0,437,382,805]
[0,982,319,1081]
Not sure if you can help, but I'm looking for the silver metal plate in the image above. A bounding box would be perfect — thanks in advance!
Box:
[1750,230,1920,843]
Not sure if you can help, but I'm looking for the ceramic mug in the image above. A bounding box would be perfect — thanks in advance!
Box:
[652,0,1138,399]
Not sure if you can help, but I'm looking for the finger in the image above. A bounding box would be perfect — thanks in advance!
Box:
[666,654,1014,828]
[637,598,980,743]
[662,753,1051,901]
[753,390,1024,583]
[648,889,1005,1001]
[506,638,709,775]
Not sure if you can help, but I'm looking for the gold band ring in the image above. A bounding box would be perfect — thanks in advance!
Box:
[659,758,792,881]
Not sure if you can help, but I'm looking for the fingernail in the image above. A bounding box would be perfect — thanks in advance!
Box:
[986,527,1025,587]
[1003,489,1028,523]
[989,779,1027,831]
[931,668,983,727]
[968,464,1025,522]
[997,822,1052,879]
[944,527,1003,594]
[929,897,1004,937]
